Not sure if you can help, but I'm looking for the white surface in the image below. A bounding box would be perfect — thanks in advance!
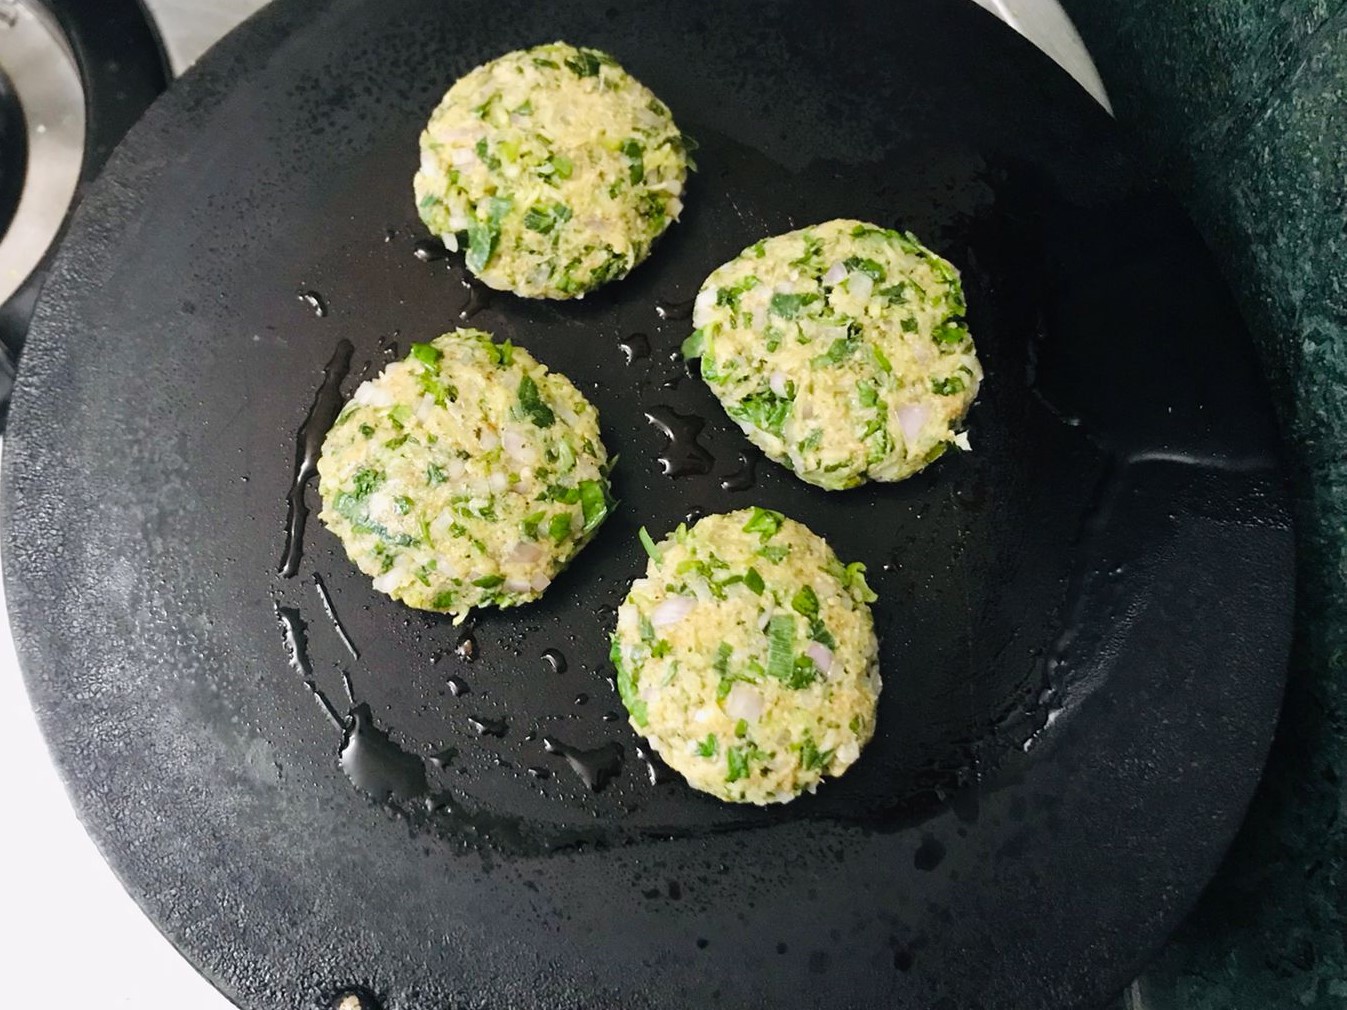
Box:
[0,4,1110,1009]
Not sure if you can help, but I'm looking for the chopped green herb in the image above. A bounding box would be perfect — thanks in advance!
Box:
[410,342,442,366]
[843,256,886,282]
[933,322,968,345]
[431,590,456,609]
[878,282,908,303]
[548,512,572,543]
[426,462,447,486]
[547,153,573,179]
[358,423,375,438]
[522,511,546,540]
[900,316,919,333]
[518,375,556,427]
[743,507,784,541]
[787,654,818,689]
[681,328,705,359]
[734,719,748,739]
[757,544,790,563]
[392,495,413,515]
[931,375,966,396]
[769,292,819,319]
[726,746,750,783]
[351,468,381,499]
[523,202,573,234]
[843,561,878,603]
[638,526,662,563]
[744,567,765,595]
[766,614,795,683]
[729,389,792,437]
[791,585,819,618]
[471,574,504,589]
[564,49,602,77]
[695,734,718,758]
[578,479,611,533]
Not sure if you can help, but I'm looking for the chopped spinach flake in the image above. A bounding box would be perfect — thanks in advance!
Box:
[843,256,886,282]
[410,342,442,367]
[769,291,819,319]
[431,590,456,609]
[744,567,765,595]
[743,507,784,541]
[578,479,611,533]
[791,585,819,618]
[523,202,573,235]
[564,49,603,77]
[931,375,966,396]
[933,322,968,345]
[392,495,413,515]
[548,512,572,543]
[518,375,556,427]
[351,468,382,499]
[426,462,447,486]
[681,329,705,359]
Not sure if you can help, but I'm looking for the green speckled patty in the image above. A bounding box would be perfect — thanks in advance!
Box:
[414,41,692,299]
[318,329,613,621]
[611,509,881,805]
[684,219,982,490]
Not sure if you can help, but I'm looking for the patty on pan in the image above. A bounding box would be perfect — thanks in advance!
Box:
[611,508,881,804]
[318,328,613,620]
[684,219,981,489]
[415,41,691,299]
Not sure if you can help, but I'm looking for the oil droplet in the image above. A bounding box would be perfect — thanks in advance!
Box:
[275,604,314,679]
[619,332,651,364]
[655,296,695,321]
[468,715,508,738]
[413,237,448,262]
[635,740,676,785]
[541,647,567,674]
[298,290,328,317]
[574,692,589,706]
[446,675,470,697]
[720,449,760,492]
[527,766,551,780]
[279,340,353,577]
[340,704,428,802]
[644,405,714,477]
[459,276,493,320]
[602,710,620,722]
[455,630,478,661]
[429,746,458,769]
[543,737,624,792]
[313,573,359,660]
[913,835,946,871]
[684,506,706,525]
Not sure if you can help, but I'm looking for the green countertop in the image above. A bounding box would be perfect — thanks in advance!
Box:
[1058,2,1347,1006]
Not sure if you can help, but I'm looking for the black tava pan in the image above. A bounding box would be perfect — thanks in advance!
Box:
[1,1,1293,1007]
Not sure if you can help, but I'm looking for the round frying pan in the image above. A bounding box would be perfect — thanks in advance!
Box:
[2,1,1293,1007]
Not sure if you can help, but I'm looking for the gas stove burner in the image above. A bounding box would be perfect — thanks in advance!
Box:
[0,0,168,423]
[0,1,85,310]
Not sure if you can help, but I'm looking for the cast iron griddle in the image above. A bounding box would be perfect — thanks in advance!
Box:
[1,1,1293,1007]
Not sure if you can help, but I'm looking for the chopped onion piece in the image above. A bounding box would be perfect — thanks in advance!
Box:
[822,261,847,285]
[501,428,531,460]
[848,272,874,301]
[953,430,972,452]
[530,572,552,592]
[650,595,695,628]
[479,428,500,450]
[504,576,531,594]
[506,540,543,566]
[897,403,929,445]
[724,682,764,723]
[805,640,834,675]
[769,371,789,398]
[450,146,476,168]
